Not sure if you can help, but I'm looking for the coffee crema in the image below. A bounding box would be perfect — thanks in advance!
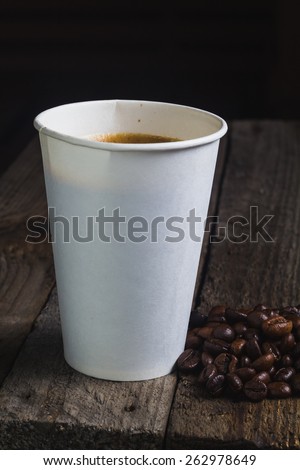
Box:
[87,132,181,144]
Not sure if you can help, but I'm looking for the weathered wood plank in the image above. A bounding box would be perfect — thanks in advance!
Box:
[168,376,300,449]
[200,121,300,309]
[0,137,55,384]
[167,121,300,449]
[0,288,177,449]
[0,137,47,219]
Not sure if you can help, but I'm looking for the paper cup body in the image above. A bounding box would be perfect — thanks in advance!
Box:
[34,100,227,380]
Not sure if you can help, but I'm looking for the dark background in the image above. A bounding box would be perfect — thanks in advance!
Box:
[1,0,299,174]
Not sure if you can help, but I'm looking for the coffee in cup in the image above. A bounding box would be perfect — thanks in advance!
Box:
[88,132,181,144]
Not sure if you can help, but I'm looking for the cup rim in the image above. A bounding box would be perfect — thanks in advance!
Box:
[34,99,228,152]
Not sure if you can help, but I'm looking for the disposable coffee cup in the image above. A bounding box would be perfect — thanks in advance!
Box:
[34,100,227,381]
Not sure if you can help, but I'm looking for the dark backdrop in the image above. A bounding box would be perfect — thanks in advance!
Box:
[1,0,299,173]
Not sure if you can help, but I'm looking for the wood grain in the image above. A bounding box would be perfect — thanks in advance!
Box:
[167,121,300,449]
[0,137,54,385]
[2,122,300,449]
[167,376,300,449]
[200,121,300,310]
[0,289,177,449]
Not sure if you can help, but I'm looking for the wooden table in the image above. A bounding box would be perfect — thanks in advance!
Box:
[0,121,300,449]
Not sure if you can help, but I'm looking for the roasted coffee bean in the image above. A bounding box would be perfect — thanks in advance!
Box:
[280,333,296,354]
[239,355,251,367]
[273,367,295,382]
[247,310,269,328]
[177,349,201,372]
[226,373,243,393]
[291,374,300,394]
[228,355,239,373]
[262,342,281,361]
[267,381,292,398]
[188,327,200,336]
[206,321,223,328]
[201,351,214,367]
[270,343,281,361]
[246,338,262,360]
[214,353,231,374]
[203,338,230,356]
[236,367,256,383]
[182,303,300,402]
[230,338,246,357]
[189,310,208,328]
[264,308,280,318]
[280,354,293,368]
[254,304,268,311]
[281,313,300,329]
[198,364,217,385]
[294,358,300,371]
[208,305,226,315]
[244,379,267,401]
[261,342,272,355]
[208,306,226,323]
[244,328,261,342]
[252,371,271,384]
[213,324,235,343]
[194,326,214,340]
[206,374,225,397]
[185,329,203,349]
[269,366,276,377]
[281,305,300,316]
[225,308,248,324]
[252,353,275,372]
[185,334,202,350]
[240,308,253,314]
[292,343,300,359]
[262,316,293,338]
[233,322,248,337]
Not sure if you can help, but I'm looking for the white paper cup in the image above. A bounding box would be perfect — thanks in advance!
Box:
[34,100,227,381]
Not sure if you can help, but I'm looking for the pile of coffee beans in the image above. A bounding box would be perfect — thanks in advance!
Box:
[177,305,300,401]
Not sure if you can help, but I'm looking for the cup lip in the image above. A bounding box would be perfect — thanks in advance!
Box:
[34,99,228,151]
